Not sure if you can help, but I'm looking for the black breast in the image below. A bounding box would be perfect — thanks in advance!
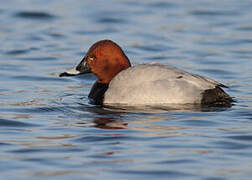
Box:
[88,81,109,105]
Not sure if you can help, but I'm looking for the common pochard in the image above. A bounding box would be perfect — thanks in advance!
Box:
[60,40,233,106]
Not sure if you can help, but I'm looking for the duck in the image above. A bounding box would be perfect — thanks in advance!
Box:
[60,40,233,106]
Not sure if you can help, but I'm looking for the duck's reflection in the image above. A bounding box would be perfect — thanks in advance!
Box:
[87,105,176,131]
[87,103,231,131]
[93,117,128,129]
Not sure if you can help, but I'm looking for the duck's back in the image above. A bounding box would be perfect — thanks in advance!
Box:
[103,64,232,105]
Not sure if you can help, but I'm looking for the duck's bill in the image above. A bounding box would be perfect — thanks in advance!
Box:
[59,68,82,77]
[59,56,91,77]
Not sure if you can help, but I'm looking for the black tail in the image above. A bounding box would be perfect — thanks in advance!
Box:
[201,86,234,107]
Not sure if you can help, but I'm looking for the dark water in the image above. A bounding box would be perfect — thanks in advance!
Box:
[1,0,252,179]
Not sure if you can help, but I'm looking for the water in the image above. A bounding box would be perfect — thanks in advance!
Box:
[1,0,252,179]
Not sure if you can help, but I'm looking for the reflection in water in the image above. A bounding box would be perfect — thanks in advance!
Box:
[103,103,232,113]
[29,170,84,178]
[93,117,128,129]
[85,104,189,134]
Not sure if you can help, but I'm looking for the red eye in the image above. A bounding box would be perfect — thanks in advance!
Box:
[97,52,103,57]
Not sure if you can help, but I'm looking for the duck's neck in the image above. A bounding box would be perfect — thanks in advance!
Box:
[88,81,109,105]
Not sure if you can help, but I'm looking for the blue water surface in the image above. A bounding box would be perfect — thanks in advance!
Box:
[0,0,252,179]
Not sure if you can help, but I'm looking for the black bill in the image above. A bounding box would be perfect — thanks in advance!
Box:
[59,56,91,77]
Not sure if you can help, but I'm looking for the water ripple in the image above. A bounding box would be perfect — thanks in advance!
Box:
[76,28,117,35]
[228,135,252,141]
[73,135,129,143]
[14,11,57,20]
[0,118,36,127]
[190,10,240,17]
[12,75,70,82]
[133,44,172,52]
[157,159,196,164]
[5,49,29,56]
[117,170,194,178]
[214,140,251,150]
[97,17,126,24]
[147,2,177,9]
[16,57,57,61]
